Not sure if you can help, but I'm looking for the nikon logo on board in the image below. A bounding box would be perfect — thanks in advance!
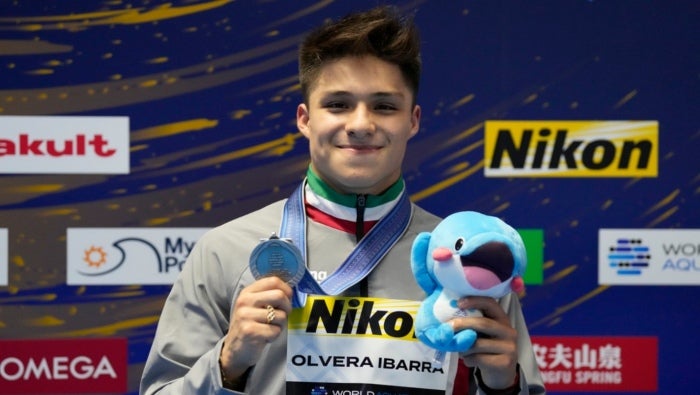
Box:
[484,121,658,177]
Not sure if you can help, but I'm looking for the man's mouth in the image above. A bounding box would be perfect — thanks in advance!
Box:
[338,144,380,152]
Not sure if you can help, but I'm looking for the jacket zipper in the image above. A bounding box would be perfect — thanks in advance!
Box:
[355,194,366,242]
[356,194,368,297]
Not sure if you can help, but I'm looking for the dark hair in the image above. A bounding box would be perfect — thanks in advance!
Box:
[298,6,421,103]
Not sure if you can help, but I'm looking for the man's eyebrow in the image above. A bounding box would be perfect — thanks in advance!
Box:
[320,90,406,99]
[372,91,405,99]
[320,90,352,98]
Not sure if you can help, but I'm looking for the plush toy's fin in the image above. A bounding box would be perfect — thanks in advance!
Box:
[411,232,437,294]
[511,276,525,294]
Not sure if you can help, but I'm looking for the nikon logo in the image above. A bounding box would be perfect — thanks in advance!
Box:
[484,121,658,177]
[305,297,416,340]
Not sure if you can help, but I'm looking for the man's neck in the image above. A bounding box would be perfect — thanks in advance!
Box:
[304,167,405,238]
[305,167,403,208]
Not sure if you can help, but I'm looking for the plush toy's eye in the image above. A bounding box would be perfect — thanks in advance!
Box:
[455,238,465,251]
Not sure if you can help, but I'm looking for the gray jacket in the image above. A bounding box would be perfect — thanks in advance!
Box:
[140,199,545,394]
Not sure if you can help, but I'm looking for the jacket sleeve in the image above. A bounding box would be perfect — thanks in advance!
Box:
[139,234,245,394]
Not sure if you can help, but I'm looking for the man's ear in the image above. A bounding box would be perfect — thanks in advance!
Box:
[297,103,310,138]
[410,104,421,138]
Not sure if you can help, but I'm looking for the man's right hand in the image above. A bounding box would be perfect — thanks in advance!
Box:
[219,276,293,384]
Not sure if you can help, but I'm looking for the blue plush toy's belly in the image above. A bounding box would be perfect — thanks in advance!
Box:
[433,291,483,322]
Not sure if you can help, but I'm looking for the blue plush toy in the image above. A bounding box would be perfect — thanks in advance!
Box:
[411,211,527,366]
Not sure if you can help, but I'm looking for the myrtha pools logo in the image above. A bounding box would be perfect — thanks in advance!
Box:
[606,237,651,276]
[67,228,208,285]
[79,238,165,277]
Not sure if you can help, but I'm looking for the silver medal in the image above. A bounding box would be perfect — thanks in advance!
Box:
[249,233,305,286]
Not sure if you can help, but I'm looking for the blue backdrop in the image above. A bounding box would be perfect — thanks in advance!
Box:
[0,1,697,393]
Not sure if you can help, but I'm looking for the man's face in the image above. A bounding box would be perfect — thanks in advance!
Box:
[297,55,421,195]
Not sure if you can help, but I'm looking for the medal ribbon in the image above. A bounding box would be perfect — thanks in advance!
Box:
[280,180,412,307]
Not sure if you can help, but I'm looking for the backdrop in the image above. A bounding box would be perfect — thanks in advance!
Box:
[0,1,697,394]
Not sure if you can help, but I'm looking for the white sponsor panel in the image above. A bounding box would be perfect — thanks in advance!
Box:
[532,336,657,392]
[0,229,7,286]
[599,229,700,285]
[287,296,450,393]
[0,115,129,174]
[67,228,209,285]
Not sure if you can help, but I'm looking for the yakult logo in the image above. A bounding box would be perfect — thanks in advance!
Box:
[0,133,116,157]
[0,338,127,394]
[0,115,129,174]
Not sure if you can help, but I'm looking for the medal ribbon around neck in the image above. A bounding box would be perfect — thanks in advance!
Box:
[280,180,412,307]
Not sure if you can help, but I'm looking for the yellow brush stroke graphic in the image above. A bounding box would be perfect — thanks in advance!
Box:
[448,93,475,110]
[57,316,161,337]
[446,123,483,145]
[130,132,262,172]
[2,184,64,194]
[544,265,578,285]
[39,208,78,217]
[437,140,483,166]
[614,89,638,109]
[0,39,73,55]
[0,293,57,303]
[131,119,219,142]
[135,132,302,177]
[530,285,609,329]
[411,160,484,202]
[646,206,678,228]
[642,188,679,216]
[27,315,65,327]
[0,0,234,30]
[0,36,301,115]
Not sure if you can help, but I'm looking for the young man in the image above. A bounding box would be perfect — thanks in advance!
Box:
[140,6,545,395]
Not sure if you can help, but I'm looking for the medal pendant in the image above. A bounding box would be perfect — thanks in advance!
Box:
[249,233,305,286]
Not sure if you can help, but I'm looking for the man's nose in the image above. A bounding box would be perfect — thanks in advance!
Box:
[345,105,375,136]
